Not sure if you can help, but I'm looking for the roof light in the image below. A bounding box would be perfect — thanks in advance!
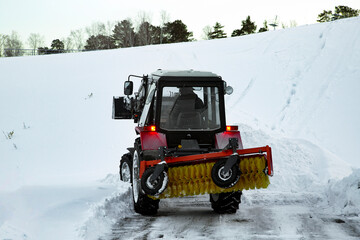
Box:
[226,125,238,131]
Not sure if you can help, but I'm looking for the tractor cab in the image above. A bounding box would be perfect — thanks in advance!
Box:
[113,70,234,149]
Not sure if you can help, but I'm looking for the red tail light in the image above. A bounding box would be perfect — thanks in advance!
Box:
[144,125,156,132]
[226,125,238,131]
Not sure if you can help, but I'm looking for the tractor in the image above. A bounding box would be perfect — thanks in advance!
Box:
[112,70,273,215]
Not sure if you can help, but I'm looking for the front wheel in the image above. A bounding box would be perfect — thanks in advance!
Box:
[210,191,242,214]
[141,166,168,196]
[211,159,240,188]
[132,148,159,215]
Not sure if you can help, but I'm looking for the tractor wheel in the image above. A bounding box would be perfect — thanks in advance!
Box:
[119,153,132,183]
[141,167,168,196]
[211,159,240,188]
[210,191,242,214]
[131,145,159,215]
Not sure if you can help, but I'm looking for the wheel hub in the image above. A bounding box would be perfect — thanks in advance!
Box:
[218,166,232,181]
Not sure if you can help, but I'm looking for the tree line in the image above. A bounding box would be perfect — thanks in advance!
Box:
[0,5,359,57]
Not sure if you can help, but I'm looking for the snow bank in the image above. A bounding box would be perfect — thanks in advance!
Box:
[80,182,133,240]
[0,181,119,240]
[326,169,360,216]
[238,123,352,193]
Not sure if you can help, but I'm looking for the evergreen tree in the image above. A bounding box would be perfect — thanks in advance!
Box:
[113,19,136,48]
[317,5,359,22]
[334,5,359,19]
[84,34,116,50]
[258,20,269,33]
[163,20,193,43]
[51,39,64,53]
[317,10,333,22]
[136,21,161,46]
[231,29,243,37]
[241,16,257,35]
[209,22,227,39]
[37,47,50,55]
[231,16,257,37]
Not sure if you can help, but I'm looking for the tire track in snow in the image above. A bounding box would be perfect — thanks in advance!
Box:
[105,193,360,240]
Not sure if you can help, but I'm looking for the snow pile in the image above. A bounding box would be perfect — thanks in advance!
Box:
[0,182,119,240]
[80,182,133,240]
[326,169,360,216]
[238,124,352,193]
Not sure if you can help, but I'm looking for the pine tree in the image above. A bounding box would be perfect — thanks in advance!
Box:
[258,20,269,33]
[334,5,360,19]
[317,10,333,22]
[231,16,257,37]
[241,16,257,35]
[113,19,136,48]
[51,39,64,53]
[84,35,116,50]
[163,20,193,43]
[209,22,227,39]
[317,6,359,22]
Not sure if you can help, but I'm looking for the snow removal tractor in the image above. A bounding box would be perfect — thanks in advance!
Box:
[112,70,273,215]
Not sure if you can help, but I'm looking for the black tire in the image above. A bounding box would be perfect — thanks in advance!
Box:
[211,159,240,188]
[210,191,242,214]
[132,140,159,215]
[119,153,132,183]
[141,167,168,196]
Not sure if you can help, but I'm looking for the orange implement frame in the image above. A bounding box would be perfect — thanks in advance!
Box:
[139,145,273,178]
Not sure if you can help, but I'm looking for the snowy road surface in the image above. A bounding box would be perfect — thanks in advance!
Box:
[105,192,360,240]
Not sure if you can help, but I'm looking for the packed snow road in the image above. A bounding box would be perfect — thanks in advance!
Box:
[104,192,360,240]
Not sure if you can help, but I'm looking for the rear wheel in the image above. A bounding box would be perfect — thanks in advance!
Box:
[132,145,159,215]
[119,153,132,183]
[210,191,242,214]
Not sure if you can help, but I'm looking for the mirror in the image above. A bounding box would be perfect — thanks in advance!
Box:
[124,81,133,95]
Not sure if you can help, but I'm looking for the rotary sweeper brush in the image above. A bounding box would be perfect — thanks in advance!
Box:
[112,70,274,215]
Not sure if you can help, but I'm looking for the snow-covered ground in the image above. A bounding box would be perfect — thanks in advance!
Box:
[0,17,359,239]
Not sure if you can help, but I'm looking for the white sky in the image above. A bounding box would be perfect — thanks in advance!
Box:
[0,0,359,47]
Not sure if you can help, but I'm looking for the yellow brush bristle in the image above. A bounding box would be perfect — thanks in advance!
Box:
[151,156,270,199]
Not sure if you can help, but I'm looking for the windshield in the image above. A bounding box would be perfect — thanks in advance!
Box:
[160,86,221,130]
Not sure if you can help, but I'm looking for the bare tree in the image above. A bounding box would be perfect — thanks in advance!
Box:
[202,25,212,40]
[290,20,298,28]
[136,12,160,46]
[0,34,9,57]
[160,10,170,44]
[27,33,44,50]
[4,31,23,57]
[62,36,74,50]
[70,29,84,50]
[85,22,106,38]
[106,21,115,37]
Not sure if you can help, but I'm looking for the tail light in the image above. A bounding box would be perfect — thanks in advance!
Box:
[144,125,156,132]
[226,125,238,131]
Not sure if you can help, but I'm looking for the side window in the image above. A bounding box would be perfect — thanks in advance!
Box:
[160,87,179,128]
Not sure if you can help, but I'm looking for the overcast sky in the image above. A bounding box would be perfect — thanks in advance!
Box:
[1,0,359,47]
